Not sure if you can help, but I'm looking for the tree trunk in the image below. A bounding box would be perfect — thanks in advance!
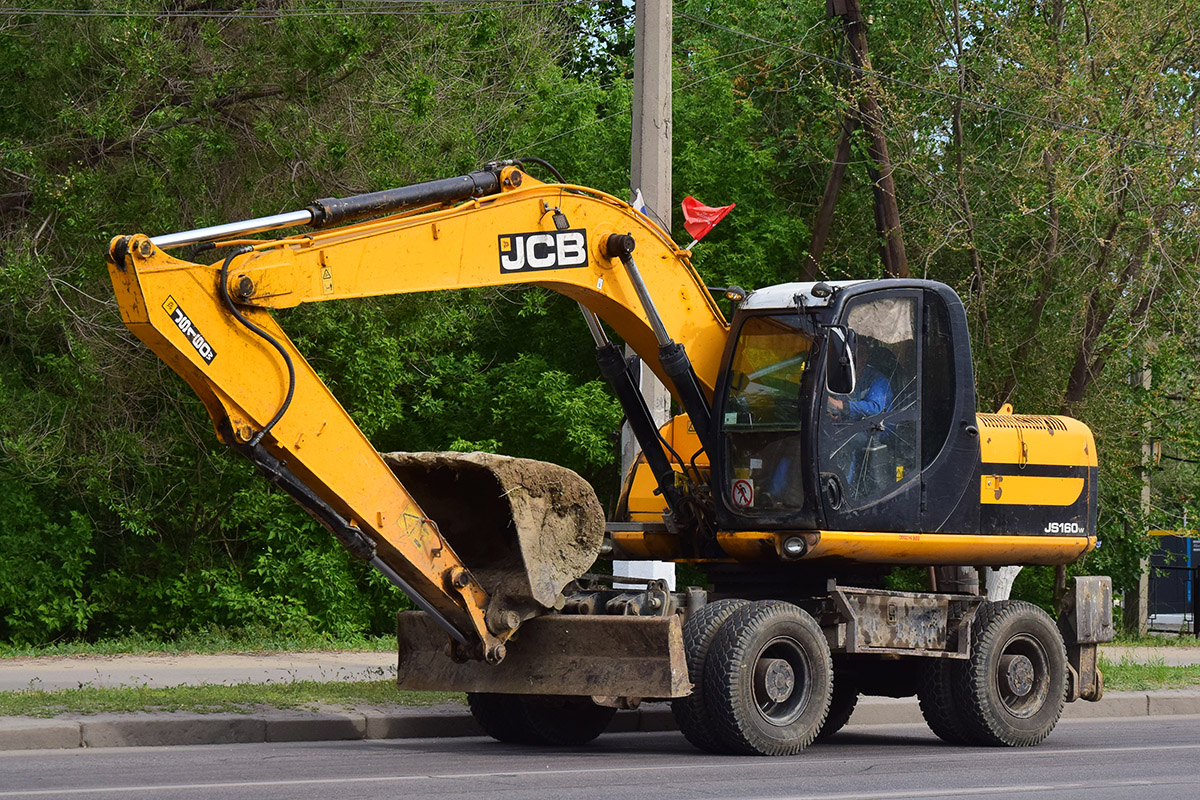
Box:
[836,0,908,278]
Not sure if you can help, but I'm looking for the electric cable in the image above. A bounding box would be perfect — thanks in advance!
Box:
[1,1,582,18]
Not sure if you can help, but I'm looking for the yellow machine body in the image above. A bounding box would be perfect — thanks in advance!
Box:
[108,165,1099,662]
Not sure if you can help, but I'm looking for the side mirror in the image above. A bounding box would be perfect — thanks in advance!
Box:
[826,327,857,395]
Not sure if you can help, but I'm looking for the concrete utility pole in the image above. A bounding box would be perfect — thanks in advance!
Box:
[1124,365,1153,635]
[630,0,673,236]
[617,0,676,591]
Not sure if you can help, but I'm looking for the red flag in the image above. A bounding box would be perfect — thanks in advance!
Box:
[681,196,735,242]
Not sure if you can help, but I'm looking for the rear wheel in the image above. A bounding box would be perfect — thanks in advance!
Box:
[916,658,971,745]
[468,693,616,746]
[815,675,858,741]
[704,601,832,756]
[954,601,1067,747]
[672,598,750,753]
[521,695,617,746]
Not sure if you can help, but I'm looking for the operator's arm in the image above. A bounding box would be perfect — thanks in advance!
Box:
[847,372,892,417]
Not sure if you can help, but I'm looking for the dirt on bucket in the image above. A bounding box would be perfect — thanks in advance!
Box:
[382,451,605,617]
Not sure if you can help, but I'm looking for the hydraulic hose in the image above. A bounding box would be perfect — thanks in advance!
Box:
[218,246,296,446]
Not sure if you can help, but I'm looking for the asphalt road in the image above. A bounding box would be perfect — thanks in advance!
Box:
[1,716,1197,800]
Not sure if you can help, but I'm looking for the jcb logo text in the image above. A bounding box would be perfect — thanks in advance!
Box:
[498,230,588,273]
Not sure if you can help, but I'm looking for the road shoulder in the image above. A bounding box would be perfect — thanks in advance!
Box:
[1,691,1198,752]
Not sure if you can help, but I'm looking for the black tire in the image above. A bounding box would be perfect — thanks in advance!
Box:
[521,695,617,746]
[468,693,616,746]
[672,598,750,753]
[918,600,1009,746]
[468,693,540,744]
[953,600,1067,747]
[815,675,858,741]
[916,658,971,745]
[704,601,833,756]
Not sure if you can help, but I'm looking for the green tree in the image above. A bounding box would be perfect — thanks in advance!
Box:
[2,0,1195,645]
[0,1,609,643]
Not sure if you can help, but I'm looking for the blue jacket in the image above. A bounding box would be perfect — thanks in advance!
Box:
[847,365,893,418]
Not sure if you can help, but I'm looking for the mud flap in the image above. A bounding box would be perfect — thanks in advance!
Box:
[396,611,691,699]
[1059,575,1113,702]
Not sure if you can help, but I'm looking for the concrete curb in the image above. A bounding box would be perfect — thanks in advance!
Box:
[1,691,1197,751]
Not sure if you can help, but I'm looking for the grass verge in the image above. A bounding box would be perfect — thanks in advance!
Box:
[0,680,463,718]
[0,653,1194,720]
[1110,632,1200,648]
[0,628,396,659]
[1099,656,1200,691]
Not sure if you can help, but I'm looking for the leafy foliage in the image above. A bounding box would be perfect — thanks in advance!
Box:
[0,1,595,643]
[1,0,1196,645]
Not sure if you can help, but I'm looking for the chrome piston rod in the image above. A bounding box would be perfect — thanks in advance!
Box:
[151,210,314,250]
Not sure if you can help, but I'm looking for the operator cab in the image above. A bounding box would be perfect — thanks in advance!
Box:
[711,280,980,535]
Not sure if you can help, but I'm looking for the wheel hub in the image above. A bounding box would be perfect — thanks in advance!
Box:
[1000,653,1035,698]
[755,657,796,703]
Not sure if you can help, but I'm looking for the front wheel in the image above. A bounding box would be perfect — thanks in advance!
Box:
[672,598,750,753]
[704,601,832,756]
[954,601,1067,747]
[468,693,616,746]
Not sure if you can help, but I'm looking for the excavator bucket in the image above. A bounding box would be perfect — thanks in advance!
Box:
[382,452,605,618]
[385,452,689,699]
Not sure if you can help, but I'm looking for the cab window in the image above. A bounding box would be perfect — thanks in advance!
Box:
[820,295,919,510]
[922,290,956,468]
[721,315,813,514]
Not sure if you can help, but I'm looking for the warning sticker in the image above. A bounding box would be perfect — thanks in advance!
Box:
[321,267,334,295]
[731,478,754,509]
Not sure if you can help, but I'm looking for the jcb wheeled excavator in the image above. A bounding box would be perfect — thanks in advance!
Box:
[108,161,1112,756]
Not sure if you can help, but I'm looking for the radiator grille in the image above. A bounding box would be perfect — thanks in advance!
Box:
[977,413,1068,432]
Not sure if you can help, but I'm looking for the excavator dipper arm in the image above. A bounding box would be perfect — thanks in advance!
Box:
[107,166,728,662]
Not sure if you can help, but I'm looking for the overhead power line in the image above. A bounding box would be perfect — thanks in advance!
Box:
[0,0,580,19]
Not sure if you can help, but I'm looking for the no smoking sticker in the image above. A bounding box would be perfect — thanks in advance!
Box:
[731,478,754,508]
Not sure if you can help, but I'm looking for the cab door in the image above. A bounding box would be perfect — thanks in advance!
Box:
[915,286,980,533]
[818,289,922,531]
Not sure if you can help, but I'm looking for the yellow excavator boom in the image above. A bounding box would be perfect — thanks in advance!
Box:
[107,165,727,661]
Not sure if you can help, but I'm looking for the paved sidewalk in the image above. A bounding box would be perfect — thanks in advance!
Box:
[1,646,1197,751]
[3,645,1193,693]
[0,651,397,693]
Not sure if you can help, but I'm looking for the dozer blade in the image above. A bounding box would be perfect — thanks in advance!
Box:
[396,610,690,698]
[382,452,604,619]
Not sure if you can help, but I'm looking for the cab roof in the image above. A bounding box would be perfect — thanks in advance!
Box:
[740,280,867,311]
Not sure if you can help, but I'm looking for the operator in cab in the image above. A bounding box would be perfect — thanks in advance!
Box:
[827,333,894,420]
